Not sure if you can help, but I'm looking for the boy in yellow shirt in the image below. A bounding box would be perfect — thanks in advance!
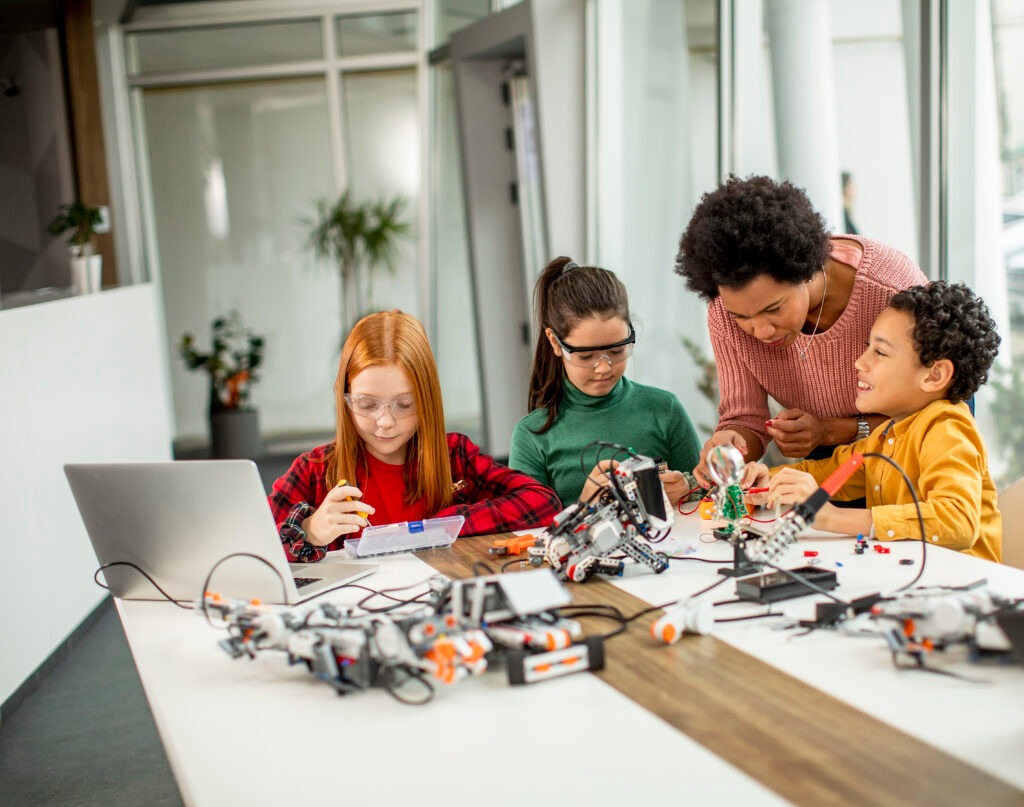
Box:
[745,281,1002,561]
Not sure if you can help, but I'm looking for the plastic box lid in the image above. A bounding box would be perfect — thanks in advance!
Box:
[344,515,465,558]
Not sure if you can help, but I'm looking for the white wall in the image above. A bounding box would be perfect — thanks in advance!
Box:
[0,285,173,706]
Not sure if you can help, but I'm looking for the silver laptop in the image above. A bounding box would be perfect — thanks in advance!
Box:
[64,460,377,605]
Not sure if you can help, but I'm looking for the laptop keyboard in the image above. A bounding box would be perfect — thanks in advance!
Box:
[293,576,324,589]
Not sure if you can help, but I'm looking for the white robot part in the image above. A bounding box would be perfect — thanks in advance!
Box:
[651,599,714,644]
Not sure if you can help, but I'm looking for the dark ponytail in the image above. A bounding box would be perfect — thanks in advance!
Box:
[528,256,631,432]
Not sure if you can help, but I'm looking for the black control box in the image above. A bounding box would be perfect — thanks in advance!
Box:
[735,566,839,603]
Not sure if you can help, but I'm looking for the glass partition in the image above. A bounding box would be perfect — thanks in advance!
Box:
[126,8,424,446]
[430,63,483,440]
[137,77,338,441]
[340,68,420,318]
[951,0,1024,484]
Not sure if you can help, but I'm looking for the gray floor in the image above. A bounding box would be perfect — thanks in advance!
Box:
[0,603,183,806]
[0,451,300,807]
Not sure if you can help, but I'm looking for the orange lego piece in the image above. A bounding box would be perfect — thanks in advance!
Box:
[489,534,537,556]
[698,497,716,520]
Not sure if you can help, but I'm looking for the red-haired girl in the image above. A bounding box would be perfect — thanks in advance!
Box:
[269,310,560,562]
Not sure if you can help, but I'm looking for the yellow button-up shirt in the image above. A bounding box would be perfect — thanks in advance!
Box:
[783,399,1002,562]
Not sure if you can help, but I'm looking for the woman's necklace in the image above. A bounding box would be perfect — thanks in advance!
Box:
[797,267,828,361]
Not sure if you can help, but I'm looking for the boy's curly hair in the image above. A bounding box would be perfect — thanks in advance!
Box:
[888,281,1001,403]
[674,175,832,301]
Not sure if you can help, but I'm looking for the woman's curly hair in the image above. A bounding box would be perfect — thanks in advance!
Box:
[674,175,832,301]
[888,281,1001,403]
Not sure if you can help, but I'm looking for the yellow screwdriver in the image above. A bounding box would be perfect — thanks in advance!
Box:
[337,479,371,524]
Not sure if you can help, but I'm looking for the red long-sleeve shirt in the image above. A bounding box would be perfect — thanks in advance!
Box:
[268,433,561,562]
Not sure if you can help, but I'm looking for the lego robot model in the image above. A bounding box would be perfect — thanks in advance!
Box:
[868,585,1022,667]
[529,453,673,583]
[203,568,605,699]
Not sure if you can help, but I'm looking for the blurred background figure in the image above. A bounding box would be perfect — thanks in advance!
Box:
[842,171,859,235]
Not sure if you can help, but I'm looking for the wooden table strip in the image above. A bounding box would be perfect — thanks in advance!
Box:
[417,540,1024,807]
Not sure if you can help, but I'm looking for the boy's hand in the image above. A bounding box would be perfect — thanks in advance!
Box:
[303,484,375,546]
[766,408,827,458]
[693,430,748,487]
[766,467,819,507]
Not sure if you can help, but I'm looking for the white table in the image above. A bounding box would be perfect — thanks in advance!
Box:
[614,517,1024,791]
[115,515,1024,805]
[118,551,785,806]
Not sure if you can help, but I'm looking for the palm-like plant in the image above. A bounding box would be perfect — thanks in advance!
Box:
[48,201,103,257]
[305,191,413,332]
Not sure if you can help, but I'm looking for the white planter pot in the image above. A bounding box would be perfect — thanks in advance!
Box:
[69,254,102,294]
[70,256,88,294]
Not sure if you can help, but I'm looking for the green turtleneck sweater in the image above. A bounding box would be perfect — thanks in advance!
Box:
[508,377,700,507]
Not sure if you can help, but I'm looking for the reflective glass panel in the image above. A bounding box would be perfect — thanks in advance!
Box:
[433,0,491,46]
[430,63,483,439]
[340,68,420,319]
[137,78,338,442]
[962,0,1024,484]
[127,20,322,75]
[335,12,417,56]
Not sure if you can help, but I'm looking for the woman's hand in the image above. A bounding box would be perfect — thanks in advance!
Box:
[693,430,748,488]
[765,408,829,458]
[302,483,375,547]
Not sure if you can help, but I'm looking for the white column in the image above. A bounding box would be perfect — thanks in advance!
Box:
[946,0,1010,350]
[764,0,842,227]
[732,0,776,177]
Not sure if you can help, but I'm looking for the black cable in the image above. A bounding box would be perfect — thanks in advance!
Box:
[381,665,435,705]
[552,603,630,640]
[351,580,435,613]
[92,562,194,609]
[688,574,731,600]
[471,561,496,577]
[200,552,289,628]
[578,440,634,495]
[862,452,928,592]
[667,555,732,564]
[500,557,531,573]
[622,601,678,622]
[715,612,784,623]
[556,602,626,616]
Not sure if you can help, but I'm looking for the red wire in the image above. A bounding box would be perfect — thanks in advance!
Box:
[677,487,707,516]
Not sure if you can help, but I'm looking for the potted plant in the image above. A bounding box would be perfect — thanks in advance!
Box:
[178,311,266,459]
[47,200,104,293]
[304,190,412,333]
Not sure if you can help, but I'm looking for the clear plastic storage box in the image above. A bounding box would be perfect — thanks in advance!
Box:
[344,515,465,558]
